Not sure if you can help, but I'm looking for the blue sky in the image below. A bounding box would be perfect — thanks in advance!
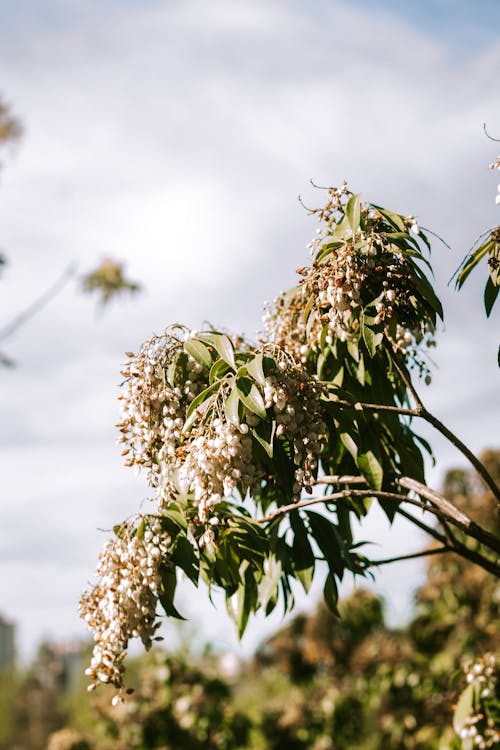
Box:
[0,0,499,661]
[349,0,500,51]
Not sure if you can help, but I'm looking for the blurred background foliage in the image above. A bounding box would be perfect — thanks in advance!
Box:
[1,453,498,750]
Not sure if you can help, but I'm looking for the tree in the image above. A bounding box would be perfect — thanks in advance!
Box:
[39,455,496,750]
[80,165,499,703]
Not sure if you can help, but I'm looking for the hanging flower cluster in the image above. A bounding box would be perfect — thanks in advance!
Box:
[262,363,326,499]
[263,185,440,372]
[179,418,261,526]
[117,329,208,505]
[80,516,169,695]
[82,326,328,693]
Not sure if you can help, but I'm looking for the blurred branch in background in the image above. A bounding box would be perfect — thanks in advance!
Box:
[0,95,142,367]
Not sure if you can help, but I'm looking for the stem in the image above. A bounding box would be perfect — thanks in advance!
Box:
[324,394,417,419]
[421,411,500,503]
[258,489,428,524]
[398,476,500,554]
[257,486,500,575]
[314,475,368,486]
[392,357,500,503]
[0,263,76,342]
[367,546,451,567]
[390,508,500,577]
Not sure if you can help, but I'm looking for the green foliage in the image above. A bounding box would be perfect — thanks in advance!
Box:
[81,257,141,305]
[80,183,500,698]
[454,229,500,318]
[6,460,500,750]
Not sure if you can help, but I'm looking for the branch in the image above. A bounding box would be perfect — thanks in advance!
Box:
[420,412,500,503]
[484,122,500,142]
[367,546,451,567]
[313,475,368,486]
[0,263,76,343]
[257,489,428,524]
[391,507,500,577]
[256,484,500,576]
[398,476,500,554]
[324,394,418,419]
[390,356,500,504]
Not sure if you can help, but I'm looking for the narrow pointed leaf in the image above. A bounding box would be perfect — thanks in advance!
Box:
[237,376,267,419]
[346,193,361,234]
[199,332,236,369]
[184,338,213,369]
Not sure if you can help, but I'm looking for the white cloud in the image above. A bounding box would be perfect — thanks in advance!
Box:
[0,0,498,658]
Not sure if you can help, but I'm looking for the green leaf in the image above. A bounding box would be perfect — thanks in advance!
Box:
[161,507,188,531]
[455,238,494,289]
[412,268,444,319]
[184,381,220,432]
[225,385,241,427]
[453,683,474,736]
[166,350,182,387]
[245,353,266,386]
[184,338,213,369]
[357,449,383,491]
[290,512,315,593]
[347,338,359,362]
[159,567,186,620]
[370,204,406,232]
[258,555,282,612]
[345,193,361,234]
[237,376,267,419]
[198,332,236,369]
[135,516,146,541]
[170,534,199,586]
[484,274,499,317]
[331,215,353,241]
[226,564,258,639]
[306,511,344,579]
[340,431,358,460]
[316,240,346,264]
[251,421,275,458]
[209,357,232,384]
[302,293,315,325]
[362,322,383,358]
[323,572,339,615]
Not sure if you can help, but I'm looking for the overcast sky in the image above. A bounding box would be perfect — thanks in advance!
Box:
[0,0,499,662]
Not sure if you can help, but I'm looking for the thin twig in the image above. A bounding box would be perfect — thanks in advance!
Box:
[484,122,500,142]
[390,355,500,504]
[257,489,427,524]
[367,546,451,567]
[257,483,500,566]
[420,412,500,503]
[398,476,500,554]
[419,227,452,250]
[395,507,500,577]
[323,393,418,419]
[313,475,367,486]
[0,263,77,342]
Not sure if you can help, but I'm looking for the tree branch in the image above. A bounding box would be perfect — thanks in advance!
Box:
[256,484,500,575]
[257,489,428,524]
[0,263,76,343]
[367,546,452,567]
[398,476,500,554]
[384,507,500,577]
[383,355,499,504]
